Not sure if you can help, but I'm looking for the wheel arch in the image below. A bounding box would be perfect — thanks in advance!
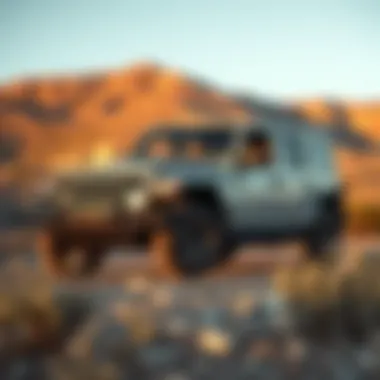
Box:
[181,185,225,216]
[316,188,345,231]
[318,189,344,214]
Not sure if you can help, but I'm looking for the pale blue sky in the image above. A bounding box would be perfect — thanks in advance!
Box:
[0,0,379,99]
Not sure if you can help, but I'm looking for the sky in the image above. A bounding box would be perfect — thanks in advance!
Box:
[0,0,379,100]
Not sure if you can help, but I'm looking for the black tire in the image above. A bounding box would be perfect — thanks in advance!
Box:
[303,234,338,262]
[302,207,342,264]
[150,202,236,279]
[37,231,104,279]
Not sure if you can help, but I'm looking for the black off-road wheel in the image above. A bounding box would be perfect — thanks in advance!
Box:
[302,208,343,265]
[302,234,339,264]
[37,231,104,279]
[149,202,236,279]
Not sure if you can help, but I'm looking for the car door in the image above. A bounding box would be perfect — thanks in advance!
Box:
[261,125,315,229]
[222,128,310,231]
[220,129,282,230]
[234,165,285,230]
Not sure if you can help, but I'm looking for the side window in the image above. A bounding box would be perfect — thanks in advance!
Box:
[240,131,273,168]
[148,138,173,158]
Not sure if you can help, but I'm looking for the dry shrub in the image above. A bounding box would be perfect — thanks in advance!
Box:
[273,261,341,343]
[338,251,380,344]
[0,266,93,357]
[344,251,380,301]
[273,262,339,308]
[0,269,61,355]
[273,251,380,345]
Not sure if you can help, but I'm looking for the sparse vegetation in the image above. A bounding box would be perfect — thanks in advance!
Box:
[273,250,380,345]
[2,246,380,378]
[0,264,94,362]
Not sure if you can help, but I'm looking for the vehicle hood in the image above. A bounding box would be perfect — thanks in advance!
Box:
[55,158,226,185]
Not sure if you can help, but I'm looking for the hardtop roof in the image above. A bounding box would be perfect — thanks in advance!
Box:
[149,116,331,139]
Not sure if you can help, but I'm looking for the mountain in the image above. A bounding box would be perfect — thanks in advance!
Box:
[235,94,380,152]
[0,62,248,187]
[0,61,379,211]
[297,100,380,208]
[298,99,380,141]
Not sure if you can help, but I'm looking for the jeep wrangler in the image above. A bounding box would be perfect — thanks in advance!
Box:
[37,119,344,279]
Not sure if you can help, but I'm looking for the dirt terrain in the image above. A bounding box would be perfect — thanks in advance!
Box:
[1,230,379,281]
[1,234,380,379]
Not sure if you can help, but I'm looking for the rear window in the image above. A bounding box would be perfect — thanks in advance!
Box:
[288,128,333,169]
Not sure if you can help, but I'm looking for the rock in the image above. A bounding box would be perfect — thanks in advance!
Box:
[195,327,233,357]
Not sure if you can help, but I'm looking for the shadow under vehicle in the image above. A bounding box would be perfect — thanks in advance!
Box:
[37,118,344,279]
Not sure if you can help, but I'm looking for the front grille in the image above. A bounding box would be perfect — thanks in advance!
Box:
[57,176,146,208]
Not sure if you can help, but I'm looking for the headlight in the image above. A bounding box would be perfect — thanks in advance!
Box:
[122,189,148,212]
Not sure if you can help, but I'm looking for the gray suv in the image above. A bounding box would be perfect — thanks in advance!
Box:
[37,119,344,279]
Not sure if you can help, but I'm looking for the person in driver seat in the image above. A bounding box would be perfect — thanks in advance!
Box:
[241,133,271,167]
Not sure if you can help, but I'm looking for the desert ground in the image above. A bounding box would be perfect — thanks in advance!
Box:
[1,230,379,279]
[1,231,380,379]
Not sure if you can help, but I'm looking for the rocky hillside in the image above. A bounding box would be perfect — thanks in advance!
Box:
[0,61,379,209]
[0,62,247,184]
[298,100,380,207]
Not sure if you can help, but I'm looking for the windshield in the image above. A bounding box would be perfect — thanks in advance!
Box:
[132,127,235,160]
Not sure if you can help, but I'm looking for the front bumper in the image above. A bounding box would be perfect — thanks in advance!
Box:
[45,210,157,245]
